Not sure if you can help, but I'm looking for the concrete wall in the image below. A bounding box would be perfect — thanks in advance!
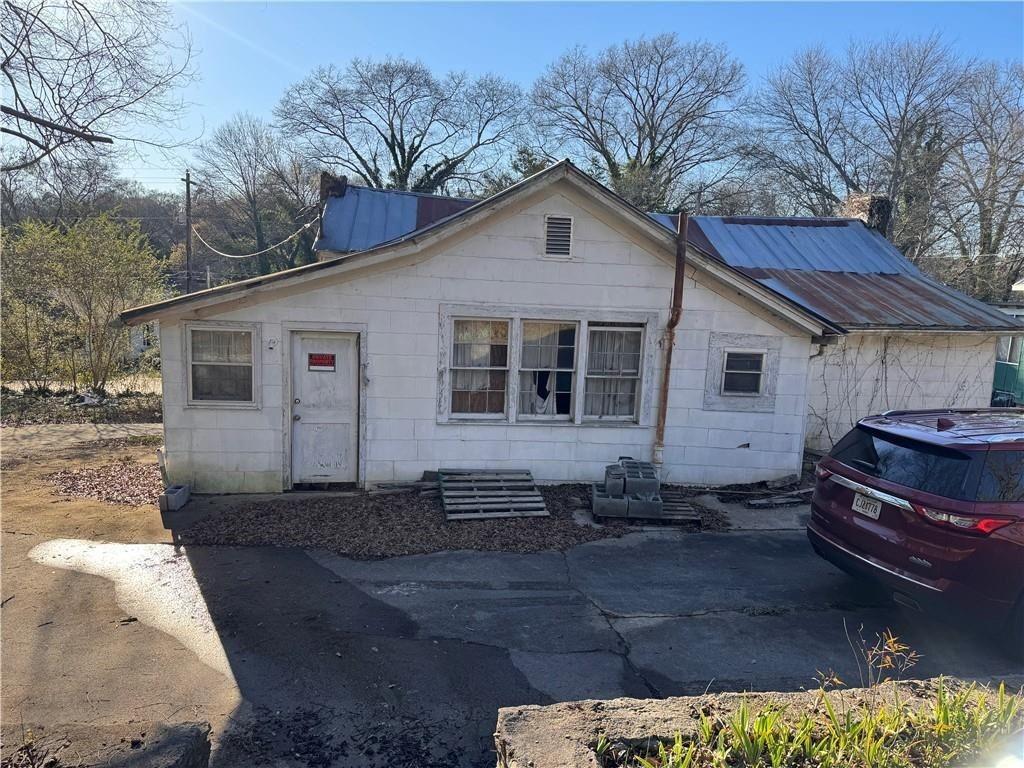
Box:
[805,332,998,452]
[159,181,814,492]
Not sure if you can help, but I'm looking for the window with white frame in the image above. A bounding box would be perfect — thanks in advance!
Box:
[519,321,576,418]
[721,351,765,395]
[187,326,255,403]
[450,319,509,416]
[584,325,643,419]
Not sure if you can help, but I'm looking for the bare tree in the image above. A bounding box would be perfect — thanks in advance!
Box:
[750,35,970,258]
[191,114,319,278]
[937,62,1024,299]
[276,57,523,193]
[531,34,745,210]
[1,0,193,172]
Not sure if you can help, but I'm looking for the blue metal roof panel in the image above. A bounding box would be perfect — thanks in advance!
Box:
[689,216,917,274]
[318,186,420,252]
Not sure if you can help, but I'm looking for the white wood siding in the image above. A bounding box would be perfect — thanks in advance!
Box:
[159,184,814,492]
[805,332,998,452]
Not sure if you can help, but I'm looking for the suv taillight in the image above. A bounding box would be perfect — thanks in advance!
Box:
[911,504,1014,536]
[814,464,832,481]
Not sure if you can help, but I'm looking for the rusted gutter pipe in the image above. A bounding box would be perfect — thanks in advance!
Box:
[652,211,688,475]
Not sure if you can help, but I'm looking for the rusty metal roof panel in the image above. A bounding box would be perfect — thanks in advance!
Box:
[642,213,1022,331]
[744,269,1024,331]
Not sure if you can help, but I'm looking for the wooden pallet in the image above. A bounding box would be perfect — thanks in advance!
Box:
[658,486,703,526]
[438,468,548,520]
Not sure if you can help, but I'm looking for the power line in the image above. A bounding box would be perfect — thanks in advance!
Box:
[191,219,317,259]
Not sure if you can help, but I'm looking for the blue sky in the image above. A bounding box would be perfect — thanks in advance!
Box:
[126,1,1024,191]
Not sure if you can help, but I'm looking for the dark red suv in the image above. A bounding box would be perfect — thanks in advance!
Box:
[807,409,1024,655]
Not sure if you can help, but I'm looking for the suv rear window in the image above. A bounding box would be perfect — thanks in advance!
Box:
[830,426,979,500]
[976,451,1024,502]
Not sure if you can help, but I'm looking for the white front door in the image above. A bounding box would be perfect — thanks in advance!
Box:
[290,332,359,484]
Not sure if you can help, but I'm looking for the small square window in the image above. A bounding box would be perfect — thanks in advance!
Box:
[722,351,764,395]
[187,327,256,404]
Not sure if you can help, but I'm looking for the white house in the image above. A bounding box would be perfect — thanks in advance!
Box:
[121,162,1023,493]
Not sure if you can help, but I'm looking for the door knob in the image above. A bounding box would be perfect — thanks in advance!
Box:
[294,398,301,404]
[293,414,301,421]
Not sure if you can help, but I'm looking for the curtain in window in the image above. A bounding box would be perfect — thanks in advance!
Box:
[584,328,641,417]
[451,319,508,414]
[519,321,575,417]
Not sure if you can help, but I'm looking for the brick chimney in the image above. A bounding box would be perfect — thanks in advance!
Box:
[841,193,893,238]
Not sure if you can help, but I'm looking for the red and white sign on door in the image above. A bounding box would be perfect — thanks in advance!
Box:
[308,352,336,371]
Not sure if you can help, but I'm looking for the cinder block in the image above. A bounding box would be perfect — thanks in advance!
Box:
[591,483,628,518]
[620,460,659,494]
[159,484,190,512]
[604,465,626,496]
[627,493,664,519]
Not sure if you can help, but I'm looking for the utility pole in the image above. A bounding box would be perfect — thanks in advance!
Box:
[206,265,211,290]
[182,169,193,294]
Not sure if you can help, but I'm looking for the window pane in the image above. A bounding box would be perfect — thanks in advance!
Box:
[454,319,507,344]
[587,329,641,375]
[725,352,764,372]
[451,369,506,414]
[997,336,1012,362]
[520,370,573,416]
[830,427,979,500]
[192,363,253,402]
[584,377,637,417]
[191,329,252,363]
[453,319,508,368]
[977,451,1024,502]
[522,321,575,371]
[723,371,761,393]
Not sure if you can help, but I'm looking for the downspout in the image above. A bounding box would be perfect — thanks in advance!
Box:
[652,211,688,475]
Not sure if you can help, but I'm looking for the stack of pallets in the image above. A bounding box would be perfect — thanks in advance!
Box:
[438,468,548,521]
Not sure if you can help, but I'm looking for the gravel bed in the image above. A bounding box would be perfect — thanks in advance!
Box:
[47,459,163,506]
[180,483,631,559]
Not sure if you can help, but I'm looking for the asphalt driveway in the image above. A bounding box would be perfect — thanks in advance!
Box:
[7,527,1022,768]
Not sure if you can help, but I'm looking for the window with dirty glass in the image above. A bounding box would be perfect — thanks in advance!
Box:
[722,351,765,395]
[584,326,642,419]
[519,321,576,418]
[997,336,1022,364]
[189,328,254,402]
[450,319,509,416]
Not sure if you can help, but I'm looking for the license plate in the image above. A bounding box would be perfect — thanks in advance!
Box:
[852,493,881,520]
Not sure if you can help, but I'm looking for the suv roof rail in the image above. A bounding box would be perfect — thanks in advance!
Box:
[881,407,1024,418]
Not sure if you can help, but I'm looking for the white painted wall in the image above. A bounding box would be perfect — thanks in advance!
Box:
[805,332,998,452]
[159,181,814,492]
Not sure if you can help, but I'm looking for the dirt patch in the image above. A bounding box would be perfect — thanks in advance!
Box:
[178,484,631,559]
[47,459,163,506]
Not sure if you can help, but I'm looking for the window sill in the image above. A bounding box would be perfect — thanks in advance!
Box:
[185,401,261,410]
[438,417,643,428]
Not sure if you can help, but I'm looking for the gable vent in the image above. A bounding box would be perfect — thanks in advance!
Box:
[544,215,573,257]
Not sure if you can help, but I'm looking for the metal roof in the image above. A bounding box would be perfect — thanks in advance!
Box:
[740,268,1022,331]
[315,185,474,253]
[312,182,1023,333]
[654,215,1022,331]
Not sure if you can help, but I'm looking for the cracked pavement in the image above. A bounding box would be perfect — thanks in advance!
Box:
[7,528,1022,767]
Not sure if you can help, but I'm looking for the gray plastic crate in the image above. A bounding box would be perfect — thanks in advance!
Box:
[627,493,664,519]
[604,464,626,496]
[592,483,628,518]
